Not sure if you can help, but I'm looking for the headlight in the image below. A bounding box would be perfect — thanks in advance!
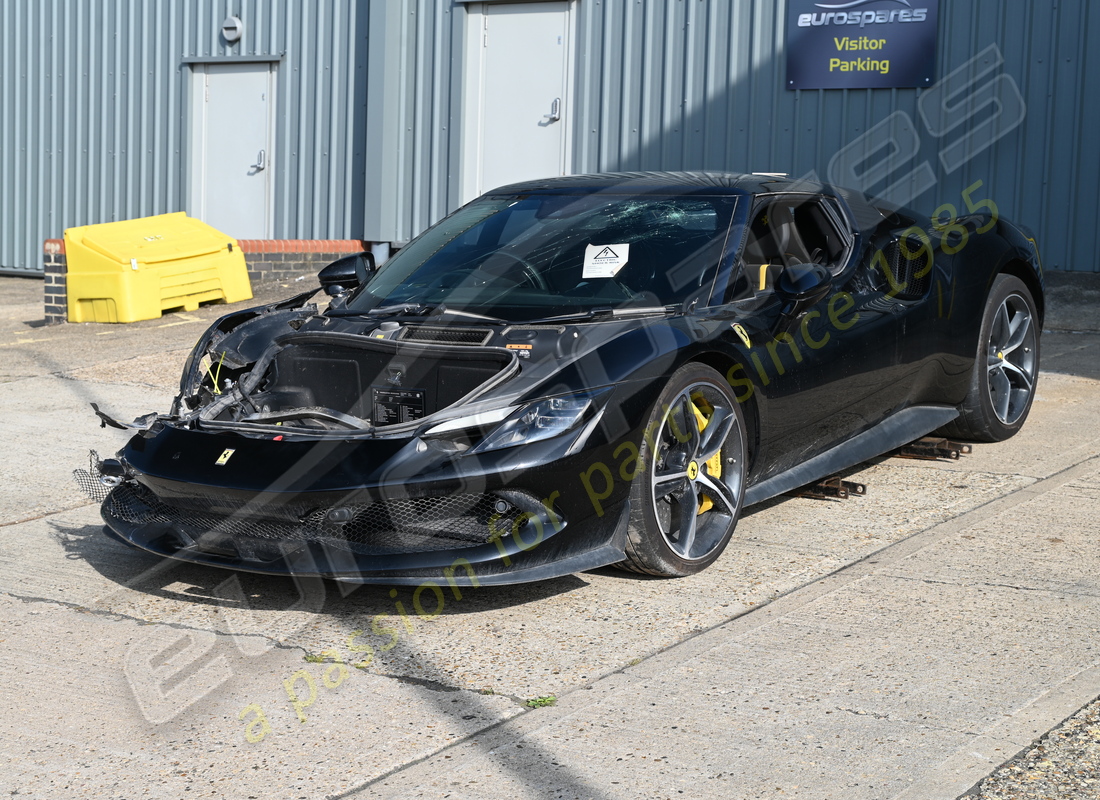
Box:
[421,406,515,436]
[469,389,609,454]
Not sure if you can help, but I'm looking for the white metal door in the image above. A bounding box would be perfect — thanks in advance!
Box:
[468,2,571,197]
[190,63,273,239]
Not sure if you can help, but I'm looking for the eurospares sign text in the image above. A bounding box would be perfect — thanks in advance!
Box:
[786,0,939,90]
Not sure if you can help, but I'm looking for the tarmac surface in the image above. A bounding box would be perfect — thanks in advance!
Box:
[0,269,1098,799]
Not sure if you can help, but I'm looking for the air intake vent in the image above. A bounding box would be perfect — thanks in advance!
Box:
[399,326,494,346]
[881,234,933,301]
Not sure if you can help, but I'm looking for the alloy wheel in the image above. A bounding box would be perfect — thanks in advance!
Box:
[986,292,1038,425]
[649,382,745,561]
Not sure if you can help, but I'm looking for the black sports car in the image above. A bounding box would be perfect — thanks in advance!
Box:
[86,172,1044,585]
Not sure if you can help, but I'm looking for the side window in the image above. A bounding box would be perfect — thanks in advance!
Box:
[792,199,848,269]
[741,202,786,295]
[742,204,776,267]
[741,196,852,294]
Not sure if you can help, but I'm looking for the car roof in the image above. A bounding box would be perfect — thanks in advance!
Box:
[485,171,827,197]
[484,171,897,233]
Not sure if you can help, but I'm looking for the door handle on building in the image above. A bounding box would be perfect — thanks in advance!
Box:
[252,149,266,171]
[544,98,561,123]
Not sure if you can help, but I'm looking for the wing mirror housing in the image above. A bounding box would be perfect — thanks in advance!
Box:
[773,263,833,336]
[318,252,376,297]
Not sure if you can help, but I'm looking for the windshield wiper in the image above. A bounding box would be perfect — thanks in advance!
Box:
[523,306,676,325]
[427,304,507,323]
[328,303,427,318]
[329,303,505,323]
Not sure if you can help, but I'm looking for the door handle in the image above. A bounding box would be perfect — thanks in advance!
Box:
[544,97,561,123]
[251,149,266,171]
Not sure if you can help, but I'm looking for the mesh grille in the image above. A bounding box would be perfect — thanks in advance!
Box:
[886,237,932,300]
[103,482,527,557]
[73,450,109,503]
[398,326,493,346]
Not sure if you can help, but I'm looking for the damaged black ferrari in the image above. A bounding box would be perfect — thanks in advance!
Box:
[81,172,1044,585]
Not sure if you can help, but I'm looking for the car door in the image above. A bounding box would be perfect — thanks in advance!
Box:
[730,193,905,480]
[859,208,955,407]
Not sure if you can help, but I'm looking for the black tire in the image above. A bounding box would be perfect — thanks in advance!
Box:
[616,363,747,577]
[939,274,1040,442]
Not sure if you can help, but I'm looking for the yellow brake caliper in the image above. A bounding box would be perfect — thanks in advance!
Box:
[690,394,722,515]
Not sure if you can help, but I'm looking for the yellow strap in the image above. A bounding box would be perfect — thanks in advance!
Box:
[208,351,226,395]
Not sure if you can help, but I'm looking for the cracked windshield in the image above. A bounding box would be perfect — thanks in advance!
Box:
[347,193,740,322]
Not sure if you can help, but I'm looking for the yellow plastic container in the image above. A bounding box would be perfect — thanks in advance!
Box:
[64,212,253,323]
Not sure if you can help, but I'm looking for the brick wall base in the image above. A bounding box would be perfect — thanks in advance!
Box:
[43,240,68,325]
[43,238,367,324]
[237,239,368,286]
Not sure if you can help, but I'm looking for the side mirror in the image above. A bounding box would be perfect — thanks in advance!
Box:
[773,263,832,335]
[318,252,376,297]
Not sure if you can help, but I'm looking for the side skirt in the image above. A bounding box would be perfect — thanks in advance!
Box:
[744,405,960,506]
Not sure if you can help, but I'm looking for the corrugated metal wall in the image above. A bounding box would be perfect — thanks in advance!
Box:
[387,0,459,244]
[572,0,1100,271]
[3,0,1097,275]
[0,0,367,275]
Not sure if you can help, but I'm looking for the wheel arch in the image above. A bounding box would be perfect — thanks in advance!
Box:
[999,258,1045,326]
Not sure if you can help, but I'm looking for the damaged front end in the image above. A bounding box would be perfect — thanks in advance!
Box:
[180,328,519,438]
[78,291,627,584]
[114,286,523,439]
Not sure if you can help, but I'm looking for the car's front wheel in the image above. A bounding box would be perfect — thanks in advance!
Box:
[618,363,747,577]
[942,274,1040,442]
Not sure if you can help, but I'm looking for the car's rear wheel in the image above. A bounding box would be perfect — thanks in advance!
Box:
[618,363,747,577]
[940,274,1040,442]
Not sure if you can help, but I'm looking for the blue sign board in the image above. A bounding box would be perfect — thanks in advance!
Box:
[786,0,940,90]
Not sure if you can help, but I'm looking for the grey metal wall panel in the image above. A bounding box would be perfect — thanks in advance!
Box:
[3,0,1097,275]
[572,0,1099,272]
[362,0,461,245]
[0,0,367,275]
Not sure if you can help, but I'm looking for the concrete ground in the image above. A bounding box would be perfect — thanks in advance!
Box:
[0,270,1097,799]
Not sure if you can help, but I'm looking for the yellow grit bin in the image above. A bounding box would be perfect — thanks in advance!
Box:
[64,212,252,323]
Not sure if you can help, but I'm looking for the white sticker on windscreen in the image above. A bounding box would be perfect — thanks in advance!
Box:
[582,243,630,279]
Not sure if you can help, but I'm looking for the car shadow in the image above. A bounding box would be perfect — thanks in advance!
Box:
[48,518,588,617]
[1040,331,1100,382]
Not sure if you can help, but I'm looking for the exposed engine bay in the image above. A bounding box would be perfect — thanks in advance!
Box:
[167,294,525,437]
